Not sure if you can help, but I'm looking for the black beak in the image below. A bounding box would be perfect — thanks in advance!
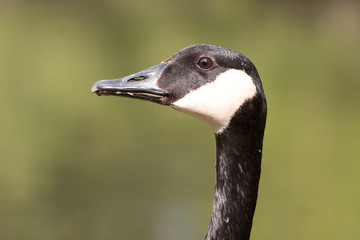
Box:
[91,62,168,103]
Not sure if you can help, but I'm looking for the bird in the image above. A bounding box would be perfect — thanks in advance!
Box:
[91,44,267,240]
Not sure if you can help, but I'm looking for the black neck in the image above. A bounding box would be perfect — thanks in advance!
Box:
[205,97,266,240]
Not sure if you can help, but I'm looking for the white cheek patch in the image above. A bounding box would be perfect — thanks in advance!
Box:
[172,69,257,133]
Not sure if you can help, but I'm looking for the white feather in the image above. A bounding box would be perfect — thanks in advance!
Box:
[172,69,257,133]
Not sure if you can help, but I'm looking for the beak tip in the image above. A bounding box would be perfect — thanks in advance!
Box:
[91,80,107,94]
[91,86,98,94]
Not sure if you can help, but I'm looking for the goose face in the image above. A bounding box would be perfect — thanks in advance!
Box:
[92,44,264,133]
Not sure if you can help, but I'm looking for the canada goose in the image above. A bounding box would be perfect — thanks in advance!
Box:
[91,44,267,240]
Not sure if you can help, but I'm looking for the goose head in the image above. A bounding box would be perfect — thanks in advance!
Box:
[92,44,266,133]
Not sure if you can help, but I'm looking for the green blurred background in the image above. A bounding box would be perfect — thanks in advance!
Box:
[1,0,359,239]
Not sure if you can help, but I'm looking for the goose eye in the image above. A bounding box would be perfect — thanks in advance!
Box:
[197,57,214,70]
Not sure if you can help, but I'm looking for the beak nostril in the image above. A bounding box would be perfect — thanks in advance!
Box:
[128,75,146,82]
